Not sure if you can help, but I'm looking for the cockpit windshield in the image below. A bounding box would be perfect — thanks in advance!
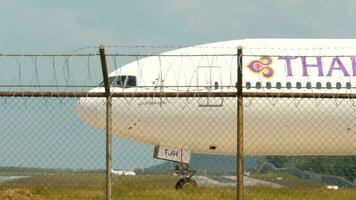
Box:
[99,75,137,88]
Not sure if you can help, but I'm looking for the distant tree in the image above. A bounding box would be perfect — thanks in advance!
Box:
[262,156,356,181]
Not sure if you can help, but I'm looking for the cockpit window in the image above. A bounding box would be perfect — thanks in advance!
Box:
[99,76,137,87]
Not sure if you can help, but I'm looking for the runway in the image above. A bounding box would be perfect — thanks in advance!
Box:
[194,175,282,188]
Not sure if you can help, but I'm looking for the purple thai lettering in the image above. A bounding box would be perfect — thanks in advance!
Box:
[327,57,350,76]
[351,57,356,76]
[278,56,297,76]
[302,56,323,76]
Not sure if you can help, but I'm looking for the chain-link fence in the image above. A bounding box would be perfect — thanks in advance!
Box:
[0,47,355,200]
[0,97,107,199]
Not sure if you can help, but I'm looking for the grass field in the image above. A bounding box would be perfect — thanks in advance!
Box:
[0,173,355,200]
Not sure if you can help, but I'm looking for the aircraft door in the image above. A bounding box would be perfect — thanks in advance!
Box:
[196,66,223,107]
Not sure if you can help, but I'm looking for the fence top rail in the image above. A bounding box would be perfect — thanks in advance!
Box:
[0,53,237,57]
[0,91,355,99]
[4,53,356,57]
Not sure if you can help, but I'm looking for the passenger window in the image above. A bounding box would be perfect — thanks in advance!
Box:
[256,82,261,89]
[246,82,251,89]
[286,82,292,89]
[306,82,311,89]
[316,82,321,89]
[346,82,351,89]
[266,82,272,89]
[336,82,341,89]
[326,82,332,89]
[296,82,302,89]
[276,82,281,89]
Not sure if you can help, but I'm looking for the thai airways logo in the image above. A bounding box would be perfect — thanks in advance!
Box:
[247,56,274,78]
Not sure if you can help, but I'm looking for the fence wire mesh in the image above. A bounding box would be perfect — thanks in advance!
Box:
[0,97,106,199]
[0,49,355,200]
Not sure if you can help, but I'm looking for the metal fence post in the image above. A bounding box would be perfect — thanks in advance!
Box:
[237,46,244,200]
[99,45,112,200]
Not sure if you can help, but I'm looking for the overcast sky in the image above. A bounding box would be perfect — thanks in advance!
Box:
[1,0,356,52]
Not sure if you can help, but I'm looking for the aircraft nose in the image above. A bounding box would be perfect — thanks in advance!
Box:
[75,97,104,126]
[75,97,89,122]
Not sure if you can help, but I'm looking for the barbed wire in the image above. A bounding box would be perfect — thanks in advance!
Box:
[0,49,356,99]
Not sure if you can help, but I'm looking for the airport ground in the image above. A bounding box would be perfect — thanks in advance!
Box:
[0,172,355,200]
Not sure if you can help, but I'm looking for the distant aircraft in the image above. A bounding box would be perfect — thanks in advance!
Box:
[111,169,136,176]
[76,39,356,188]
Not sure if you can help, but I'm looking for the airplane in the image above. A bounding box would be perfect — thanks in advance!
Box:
[76,39,356,189]
[111,169,136,176]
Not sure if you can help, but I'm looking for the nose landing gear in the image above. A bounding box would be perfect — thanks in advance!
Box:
[171,163,198,189]
[175,177,198,189]
[153,145,196,189]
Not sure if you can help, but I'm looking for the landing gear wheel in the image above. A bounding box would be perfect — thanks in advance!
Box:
[175,178,198,190]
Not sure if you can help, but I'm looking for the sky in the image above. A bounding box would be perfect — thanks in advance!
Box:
[1,0,356,53]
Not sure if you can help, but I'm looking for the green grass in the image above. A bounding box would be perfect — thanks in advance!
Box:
[250,172,325,188]
[0,173,355,199]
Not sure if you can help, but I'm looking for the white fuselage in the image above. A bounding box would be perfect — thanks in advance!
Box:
[76,39,356,156]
